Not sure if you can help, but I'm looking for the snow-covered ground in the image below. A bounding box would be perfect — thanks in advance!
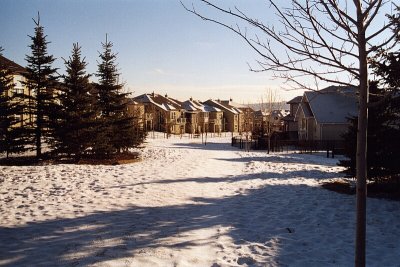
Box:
[1,133,399,266]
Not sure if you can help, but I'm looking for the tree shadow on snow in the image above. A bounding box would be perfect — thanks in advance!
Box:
[0,179,363,267]
[216,154,340,167]
[172,142,237,151]
[102,168,340,191]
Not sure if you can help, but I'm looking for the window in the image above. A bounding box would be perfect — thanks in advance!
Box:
[12,88,24,95]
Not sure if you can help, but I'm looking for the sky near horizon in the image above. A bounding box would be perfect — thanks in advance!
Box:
[2,0,305,103]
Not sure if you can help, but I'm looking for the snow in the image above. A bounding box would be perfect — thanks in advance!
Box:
[1,133,399,266]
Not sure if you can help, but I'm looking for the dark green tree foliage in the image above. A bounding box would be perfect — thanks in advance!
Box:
[24,15,59,158]
[94,36,137,156]
[55,43,97,160]
[0,48,30,157]
[340,52,400,182]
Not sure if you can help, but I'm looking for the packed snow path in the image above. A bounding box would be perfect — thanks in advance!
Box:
[1,134,399,266]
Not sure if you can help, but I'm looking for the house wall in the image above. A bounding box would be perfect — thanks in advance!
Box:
[143,103,163,131]
[208,111,223,133]
[283,102,300,140]
[223,112,238,132]
[238,113,245,133]
[319,123,350,140]
[12,74,27,95]
[185,113,198,134]
[9,74,33,127]
[297,108,317,140]
[142,103,186,135]
[287,120,298,132]
[168,110,186,135]
[290,103,299,116]
[239,108,253,133]
[307,118,316,140]
[297,108,306,140]
[127,103,145,130]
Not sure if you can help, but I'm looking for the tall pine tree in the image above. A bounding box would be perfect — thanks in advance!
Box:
[0,48,30,157]
[24,14,59,159]
[55,43,97,160]
[94,35,136,157]
[340,52,400,183]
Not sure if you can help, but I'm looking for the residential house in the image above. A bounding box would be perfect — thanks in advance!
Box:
[203,99,242,133]
[253,110,268,136]
[126,98,145,130]
[269,109,287,132]
[182,98,223,134]
[254,109,287,136]
[207,104,223,134]
[220,99,253,133]
[133,93,186,135]
[282,96,302,140]
[0,55,31,127]
[295,86,357,141]
[182,98,207,134]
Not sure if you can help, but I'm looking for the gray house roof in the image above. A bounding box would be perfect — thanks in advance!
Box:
[203,99,242,114]
[134,93,182,111]
[298,102,314,118]
[287,96,302,104]
[0,55,26,74]
[182,99,221,113]
[302,86,358,124]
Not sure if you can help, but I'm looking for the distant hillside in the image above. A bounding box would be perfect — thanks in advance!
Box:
[247,101,289,111]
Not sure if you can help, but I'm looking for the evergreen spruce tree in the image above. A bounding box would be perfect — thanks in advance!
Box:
[24,14,59,159]
[94,35,136,157]
[55,43,97,160]
[371,52,400,181]
[0,48,30,157]
[340,52,400,182]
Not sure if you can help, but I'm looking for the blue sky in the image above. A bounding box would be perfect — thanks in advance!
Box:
[1,0,304,103]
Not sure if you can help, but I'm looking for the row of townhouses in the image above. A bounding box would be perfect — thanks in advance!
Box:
[131,93,253,135]
[131,85,358,142]
[2,54,358,141]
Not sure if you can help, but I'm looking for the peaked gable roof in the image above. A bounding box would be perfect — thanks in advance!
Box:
[304,86,357,124]
[220,99,248,109]
[297,101,314,118]
[0,55,26,74]
[203,99,241,114]
[287,96,302,104]
[182,99,221,112]
[134,93,182,111]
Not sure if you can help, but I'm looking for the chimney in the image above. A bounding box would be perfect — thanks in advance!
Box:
[190,97,193,101]
[152,91,155,97]
[165,93,168,98]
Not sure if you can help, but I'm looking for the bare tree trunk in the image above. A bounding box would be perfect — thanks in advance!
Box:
[355,10,368,267]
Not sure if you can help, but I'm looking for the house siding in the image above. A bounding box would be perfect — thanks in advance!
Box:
[208,111,223,133]
[320,124,349,140]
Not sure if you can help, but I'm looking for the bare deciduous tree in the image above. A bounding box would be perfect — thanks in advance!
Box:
[182,1,400,265]
[258,88,283,153]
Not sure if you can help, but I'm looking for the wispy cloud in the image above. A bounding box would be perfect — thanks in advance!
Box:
[153,68,166,75]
